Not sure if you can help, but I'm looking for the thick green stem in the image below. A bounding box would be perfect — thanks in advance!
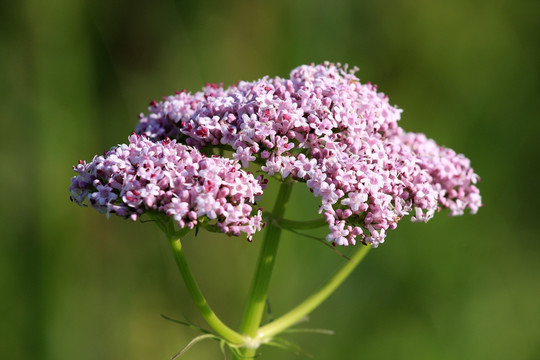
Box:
[257,244,371,341]
[166,232,245,345]
[237,181,294,354]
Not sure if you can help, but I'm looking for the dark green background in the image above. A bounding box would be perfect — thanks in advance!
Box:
[2,0,539,359]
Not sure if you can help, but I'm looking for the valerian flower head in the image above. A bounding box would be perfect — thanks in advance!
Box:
[130,62,482,247]
[70,134,264,240]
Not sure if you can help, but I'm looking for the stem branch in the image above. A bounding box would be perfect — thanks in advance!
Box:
[162,221,245,345]
[263,212,327,230]
[257,244,371,340]
[237,181,294,354]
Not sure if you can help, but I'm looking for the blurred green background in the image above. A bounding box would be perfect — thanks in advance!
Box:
[2,0,539,359]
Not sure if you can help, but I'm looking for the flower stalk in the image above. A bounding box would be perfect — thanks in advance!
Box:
[238,182,294,347]
[263,212,328,230]
[158,216,246,345]
[257,243,371,341]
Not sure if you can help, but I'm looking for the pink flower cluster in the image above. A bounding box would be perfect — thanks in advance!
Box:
[135,62,481,247]
[70,134,264,240]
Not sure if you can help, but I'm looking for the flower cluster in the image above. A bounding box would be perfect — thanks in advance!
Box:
[70,134,264,240]
[135,62,481,247]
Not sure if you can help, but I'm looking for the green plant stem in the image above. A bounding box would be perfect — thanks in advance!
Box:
[166,232,245,345]
[257,243,371,341]
[237,181,294,355]
[263,212,327,230]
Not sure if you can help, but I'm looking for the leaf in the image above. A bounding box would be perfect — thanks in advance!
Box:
[170,334,220,360]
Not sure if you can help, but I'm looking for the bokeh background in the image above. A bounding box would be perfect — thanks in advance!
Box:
[2,0,539,359]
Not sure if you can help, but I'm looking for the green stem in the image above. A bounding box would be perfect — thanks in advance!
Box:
[257,244,371,341]
[237,181,294,353]
[263,212,327,230]
[165,229,245,345]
